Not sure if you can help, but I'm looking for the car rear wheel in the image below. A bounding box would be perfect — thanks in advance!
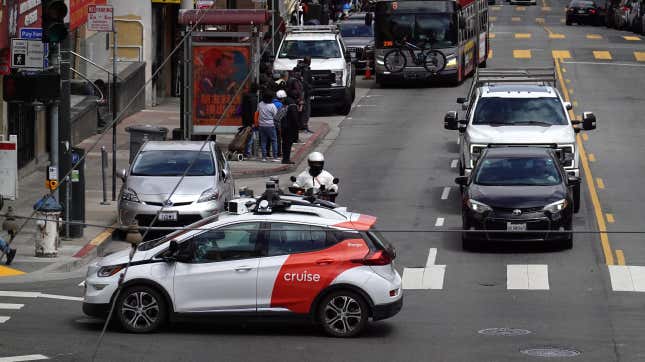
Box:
[116,286,167,333]
[566,18,573,25]
[318,290,369,337]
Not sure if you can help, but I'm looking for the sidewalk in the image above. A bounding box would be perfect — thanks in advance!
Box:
[0,97,330,282]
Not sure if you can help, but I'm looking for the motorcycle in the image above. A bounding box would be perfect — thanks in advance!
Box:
[288,175,340,203]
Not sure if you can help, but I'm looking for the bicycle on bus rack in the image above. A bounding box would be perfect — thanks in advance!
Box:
[383,39,447,74]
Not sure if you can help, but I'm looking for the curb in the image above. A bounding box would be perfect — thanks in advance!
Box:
[231,122,331,179]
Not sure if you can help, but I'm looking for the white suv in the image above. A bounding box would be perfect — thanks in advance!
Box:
[444,68,597,212]
[273,25,356,115]
[83,188,402,337]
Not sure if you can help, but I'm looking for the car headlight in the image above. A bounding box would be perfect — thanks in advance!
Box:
[121,188,140,203]
[97,264,125,277]
[198,188,219,203]
[333,70,344,85]
[445,56,457,68]
[466,199,492,214]
[543,199,568,214]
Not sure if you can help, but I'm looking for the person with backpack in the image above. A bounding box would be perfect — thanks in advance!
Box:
[272,91,286,157]
[282,90,301,164]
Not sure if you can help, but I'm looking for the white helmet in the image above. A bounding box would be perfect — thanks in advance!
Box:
[307,152,325,176]
[276,90,287,99]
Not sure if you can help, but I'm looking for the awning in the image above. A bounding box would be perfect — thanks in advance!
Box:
[178,9,271,25]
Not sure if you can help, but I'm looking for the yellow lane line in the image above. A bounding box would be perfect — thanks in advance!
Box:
[516,6,526,11]
[554,57,614,265]
[587,34,603,40]
[488,49,494,59]
[582,133,589,141]
[635,52,645,61]
[616,250,626,265]
[513,49,532,59]
[588,153,596,162]
[536,17,545,24]
[573,100,578,107]
[515,33,532,39]
[596,178,605,189]
[593,50,612,60]
[0,266,25,277]
[542,6,552,11]
[606,213,615,223]
[512,16,521,22]
[623,35,641,41]
[552,50,571,59]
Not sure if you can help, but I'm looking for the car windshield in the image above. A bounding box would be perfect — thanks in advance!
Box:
[475,156,562,186]
[570,0,595,6]
[375,12,458,48]
[340,22,374,37]
[131,150,215,177]
[278,40,341,59]
[473,97,568,126]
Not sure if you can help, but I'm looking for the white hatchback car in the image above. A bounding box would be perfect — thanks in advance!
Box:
[83,191,402,337]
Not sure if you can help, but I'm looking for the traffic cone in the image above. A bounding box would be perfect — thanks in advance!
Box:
[363,63,372,80]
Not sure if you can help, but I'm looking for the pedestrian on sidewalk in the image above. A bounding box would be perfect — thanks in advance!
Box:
[257,90,280,162]
[0,232,16,266]
[241,83,259,158]
[287,67,305,143]
[298,56,314,133]
[282,90,301,164]
[272,91,286,157]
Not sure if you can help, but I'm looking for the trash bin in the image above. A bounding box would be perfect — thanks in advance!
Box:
[125,125,168,163]
[33,195,63,257]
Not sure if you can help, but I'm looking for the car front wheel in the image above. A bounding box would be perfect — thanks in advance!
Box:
[318,290,369,337]
[116,285,167,333]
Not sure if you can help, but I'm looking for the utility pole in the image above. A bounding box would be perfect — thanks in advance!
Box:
[58,36,72,237]
[111,28,118,201]
[49,44,60,201]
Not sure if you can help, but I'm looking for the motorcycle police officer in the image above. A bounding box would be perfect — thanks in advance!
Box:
[293,152,339,193]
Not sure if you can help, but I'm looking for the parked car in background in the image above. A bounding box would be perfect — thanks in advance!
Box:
[338,19,375,72]
[566,0,603,25]
[118,141,235,233]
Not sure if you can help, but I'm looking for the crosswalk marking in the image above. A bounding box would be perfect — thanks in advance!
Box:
[0,291,83,302]
[513,49,532,59]
[450,159,458,168]
[587,34,603,40]
[634,52,645,61]
[402,249,446,290]
[507,265,550,290]
[435,218,445,227]
[441,187,451,200]
[0,355,49,362]
[552,50,571,59]
[0,303,23,310]
[515,33,531,39]
[609,265,645,292]
[623,35,641,41]
[0,316,10,323]
[593,50,612,60]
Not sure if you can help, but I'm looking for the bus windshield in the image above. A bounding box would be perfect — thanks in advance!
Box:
[375,2,457,48]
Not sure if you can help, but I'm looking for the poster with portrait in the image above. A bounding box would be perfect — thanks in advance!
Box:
[192,44,250,134]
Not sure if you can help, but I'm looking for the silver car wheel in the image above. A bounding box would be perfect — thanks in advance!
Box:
[121,291,160,330]
[324,295,363,335]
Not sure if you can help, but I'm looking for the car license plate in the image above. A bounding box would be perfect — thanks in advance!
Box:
[507,222,527,231]
[578,9,585,13]
[350,51,356,58]
[158,212,178,221]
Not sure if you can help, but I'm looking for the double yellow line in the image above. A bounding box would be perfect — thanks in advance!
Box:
[553,57,616,265]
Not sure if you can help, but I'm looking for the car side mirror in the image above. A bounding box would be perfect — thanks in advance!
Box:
[365,12,373,26]
[444,111,458,130]
[118,169,127,181]
[582,112,596,130]
[332,177,339,184]
[455,176,469,186]
[564,102,573,110]
[567,176,581,185]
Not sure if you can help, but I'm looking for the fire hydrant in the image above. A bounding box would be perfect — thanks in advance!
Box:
[33,195,63,257]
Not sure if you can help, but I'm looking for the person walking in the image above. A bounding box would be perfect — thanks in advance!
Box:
[282,90,301,164]
[241,83,259,158]
[287,67,305,142]
[0,233,16,266]
[257,90,280,162]
[298,56,314,133]
[272,92,285,157]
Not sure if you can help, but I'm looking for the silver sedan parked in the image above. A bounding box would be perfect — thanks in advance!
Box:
[118,141,235,230]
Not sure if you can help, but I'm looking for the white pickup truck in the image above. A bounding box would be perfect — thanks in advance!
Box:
[444,67,597,212]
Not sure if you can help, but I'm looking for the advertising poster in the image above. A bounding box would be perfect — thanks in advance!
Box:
[192,45,250,133]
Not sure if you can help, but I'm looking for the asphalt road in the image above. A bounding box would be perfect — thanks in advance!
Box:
[2,2,645,360]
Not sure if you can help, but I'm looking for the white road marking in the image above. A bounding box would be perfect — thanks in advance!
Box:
[78,281,86,287]
[609,265,645,292]
[507,265,549,290]
[0,303,23,310]
[562,61,645,67]
[435,218,445,227]
[450,159,458,168]
[0,355,49,362]
[441,187,451,200]
[0,291,83,302]
[403,249,445,290]
[0,316,10,323]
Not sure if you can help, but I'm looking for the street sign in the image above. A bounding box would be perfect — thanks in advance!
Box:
[10,38,45,70]
[87,5,113,32]
[0,135,18,201]
[19,29,49,68]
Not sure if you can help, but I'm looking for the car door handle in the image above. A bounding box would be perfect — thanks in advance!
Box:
[315,258,334,265]
[235,266,254,272]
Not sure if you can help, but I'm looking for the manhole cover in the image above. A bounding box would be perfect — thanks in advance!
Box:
[478,328,532,336]
[520,347,581,358]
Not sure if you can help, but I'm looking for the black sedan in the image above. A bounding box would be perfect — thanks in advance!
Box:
[566,0,603,25]
[456,147,580,250]
[339,19,374,72]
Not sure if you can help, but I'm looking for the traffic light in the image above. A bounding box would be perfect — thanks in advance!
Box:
[42,0,68,43]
